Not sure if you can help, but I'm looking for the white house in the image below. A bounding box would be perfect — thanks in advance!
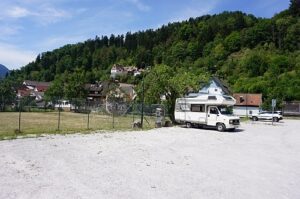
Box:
[186,77,262,117]
[232,93,262,117]
[110,64,145,78]
[110,64,128,79]
[187,77,231,97]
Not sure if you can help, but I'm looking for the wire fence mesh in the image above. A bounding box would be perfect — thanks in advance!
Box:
[0,97,168,138]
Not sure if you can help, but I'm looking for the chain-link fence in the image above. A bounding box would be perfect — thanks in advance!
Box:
[0,97,168,138]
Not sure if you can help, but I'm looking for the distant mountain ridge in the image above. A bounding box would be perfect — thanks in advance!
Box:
[0,64,9,78]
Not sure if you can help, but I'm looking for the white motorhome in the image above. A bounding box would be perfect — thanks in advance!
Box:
[175,94,240,131]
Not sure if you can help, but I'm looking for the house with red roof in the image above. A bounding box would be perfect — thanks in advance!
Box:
[233,93,262,117]
[17,80,51,102]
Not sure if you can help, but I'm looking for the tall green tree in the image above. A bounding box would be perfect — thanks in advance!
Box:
[289,0,300,16]
[139,64,208,121]
[64,70,87,100]
[0,79,16,111]
[44,75,64,101]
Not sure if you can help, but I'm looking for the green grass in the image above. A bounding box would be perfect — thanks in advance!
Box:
[0,112,156,140]
[239,117,251,122]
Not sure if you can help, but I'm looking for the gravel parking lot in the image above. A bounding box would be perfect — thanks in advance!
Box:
[0,119,299,199]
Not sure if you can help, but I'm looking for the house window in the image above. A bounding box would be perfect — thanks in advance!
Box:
[191,104,205,112]
[239,96,245,103]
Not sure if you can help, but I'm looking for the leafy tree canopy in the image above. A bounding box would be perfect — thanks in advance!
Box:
[137,65,208,121]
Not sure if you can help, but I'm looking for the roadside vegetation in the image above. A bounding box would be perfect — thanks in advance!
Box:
[0,112,156,140]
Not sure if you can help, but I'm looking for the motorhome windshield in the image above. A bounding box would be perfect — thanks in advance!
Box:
[217,106,233,115]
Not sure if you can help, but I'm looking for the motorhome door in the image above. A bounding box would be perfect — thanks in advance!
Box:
[207,106,218,126]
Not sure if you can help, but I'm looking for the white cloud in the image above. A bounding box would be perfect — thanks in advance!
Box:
[0,3,71,25]
[0,43,36,70]
[6,6,30,18]
[0,25,22,37]
[125,0,150,12]
[33,5,71,25]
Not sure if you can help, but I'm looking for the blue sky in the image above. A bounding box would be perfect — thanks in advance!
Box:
[0,0,290,70]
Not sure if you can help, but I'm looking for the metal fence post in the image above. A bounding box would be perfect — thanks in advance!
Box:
[141,78,144,128]
[112,109,115,129]
[132,102,135,128]
[87,112,90,129]
[57,99,61,131]
[87,101,90,129]
[18,99,21,133]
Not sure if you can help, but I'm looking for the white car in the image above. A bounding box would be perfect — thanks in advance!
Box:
[250,111,283,122]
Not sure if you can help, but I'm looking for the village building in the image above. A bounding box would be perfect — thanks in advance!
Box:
[85,81,115,104]
[232,93,262,117]
[110,64,144,78]
[17,80,51,102]
[110,64,128,79]
[185,76,231,97]
[187,76,263,117]
[198,76,231,95]
[283,101,300,116]
[54,100,73,111]
[84,81,136,113]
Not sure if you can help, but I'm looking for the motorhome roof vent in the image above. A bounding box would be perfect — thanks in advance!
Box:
[208,96,217,100]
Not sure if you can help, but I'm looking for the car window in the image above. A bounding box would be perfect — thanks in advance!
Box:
[210,107,218,114]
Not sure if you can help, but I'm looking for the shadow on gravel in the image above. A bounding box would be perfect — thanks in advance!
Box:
[229,129,244,133]
[178,125,245,133]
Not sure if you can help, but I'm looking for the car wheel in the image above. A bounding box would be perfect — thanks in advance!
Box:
[217,123,225,132]
[186,122,192,128]
[273,117,279,122]
[252,116,258,121]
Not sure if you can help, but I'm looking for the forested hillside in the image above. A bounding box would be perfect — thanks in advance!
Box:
[5,0,300,109]
[0,64,9,78]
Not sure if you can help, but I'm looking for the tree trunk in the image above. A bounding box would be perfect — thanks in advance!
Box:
[166,93,177,123]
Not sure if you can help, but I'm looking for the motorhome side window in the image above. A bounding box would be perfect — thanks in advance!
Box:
[176,103,189,111]
[180,104,189,111]
[191,104,204,112]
